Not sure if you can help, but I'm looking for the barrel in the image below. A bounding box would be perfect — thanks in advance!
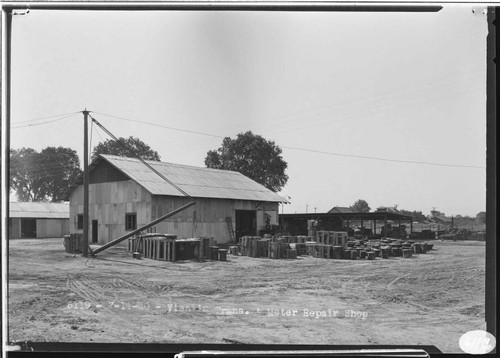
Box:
[218,249,228,261]
[391,247,402,257]
[209,246,219,261]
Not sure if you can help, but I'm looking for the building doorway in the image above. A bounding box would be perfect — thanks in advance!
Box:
[21,218,37,238]
[92,220,98,243]
[235,210,256,239]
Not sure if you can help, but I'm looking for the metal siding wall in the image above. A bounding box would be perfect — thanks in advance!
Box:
[9,218,21,239]
[150,197,279,243]
[70,180,152,245]
[35,219,69,238]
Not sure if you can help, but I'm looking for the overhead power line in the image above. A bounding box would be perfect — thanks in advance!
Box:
[11,113,78,129]
[281,146,485,169]
[92,111,223,139]
[11,111,81,125]
[13,109,485,170]
[91,111,485,170]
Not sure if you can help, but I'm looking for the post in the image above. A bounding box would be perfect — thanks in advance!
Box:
[82,109,89,257]
[384,215,387,239]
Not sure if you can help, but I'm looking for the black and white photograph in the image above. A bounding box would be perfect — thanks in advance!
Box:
[1,1,495,356]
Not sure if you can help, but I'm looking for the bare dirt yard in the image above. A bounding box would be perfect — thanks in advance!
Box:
[8,238,485,352]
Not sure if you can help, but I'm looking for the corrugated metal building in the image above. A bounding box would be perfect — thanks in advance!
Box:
[65,155,287,245]
[9,202,70,239]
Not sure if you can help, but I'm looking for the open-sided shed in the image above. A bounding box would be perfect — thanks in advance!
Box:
[9,202,69,239]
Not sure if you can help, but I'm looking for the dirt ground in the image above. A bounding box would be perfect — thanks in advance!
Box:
[8,238,485,352]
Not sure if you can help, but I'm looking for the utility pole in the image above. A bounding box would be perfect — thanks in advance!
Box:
[82,109,89,257]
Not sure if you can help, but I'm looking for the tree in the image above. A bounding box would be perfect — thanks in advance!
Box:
[475,211,486,225]
[10,148,46,201]
[204,131,288,192]
[397,209,427,222]
[39,147,82,201]
[430,209,444,217]
[350,199,371,213]
[10,147,82,202]
[91,136,161,161]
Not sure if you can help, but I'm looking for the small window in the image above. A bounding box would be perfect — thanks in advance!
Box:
[77,214,83,230]
[125,213,137,231]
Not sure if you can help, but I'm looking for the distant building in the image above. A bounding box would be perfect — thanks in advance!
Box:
[375,206,398,213]
[64,155,287,245]
[327,206,355,214]
[9,202,69,239]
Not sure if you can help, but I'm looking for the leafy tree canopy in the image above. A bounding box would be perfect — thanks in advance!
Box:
[350,199,371,213]
[397,209,427,222]
[204,131,288,192]
[10,147,82,202]
[91,136,161,162]
[475,211,486,224]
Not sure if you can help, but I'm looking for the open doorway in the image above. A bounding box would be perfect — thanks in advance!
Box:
[235,210,256,240]
[21,219,37,238]
[92,220,98,243]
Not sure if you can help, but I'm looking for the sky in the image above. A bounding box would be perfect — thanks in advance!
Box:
[8,4,489,217]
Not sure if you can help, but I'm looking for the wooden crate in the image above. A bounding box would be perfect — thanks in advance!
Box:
[305,242,316,256]
[324,245,333,259]
[128,236,143,253]
[175,238,201,261]
[289,243,307,256]
[269,241,286,259]
[64,233,82,254]
[198,236,214,259]
[257,239,269,257]
[332,246,343,259]
[296,236,308,244]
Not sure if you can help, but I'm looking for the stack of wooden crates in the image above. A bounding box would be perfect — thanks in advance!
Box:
[312,231,348,259]
[127,234,215,261]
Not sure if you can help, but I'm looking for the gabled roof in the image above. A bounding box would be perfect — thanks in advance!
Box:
[9,202,69,219]
[67,155,288,203]
[327,206,355,214]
